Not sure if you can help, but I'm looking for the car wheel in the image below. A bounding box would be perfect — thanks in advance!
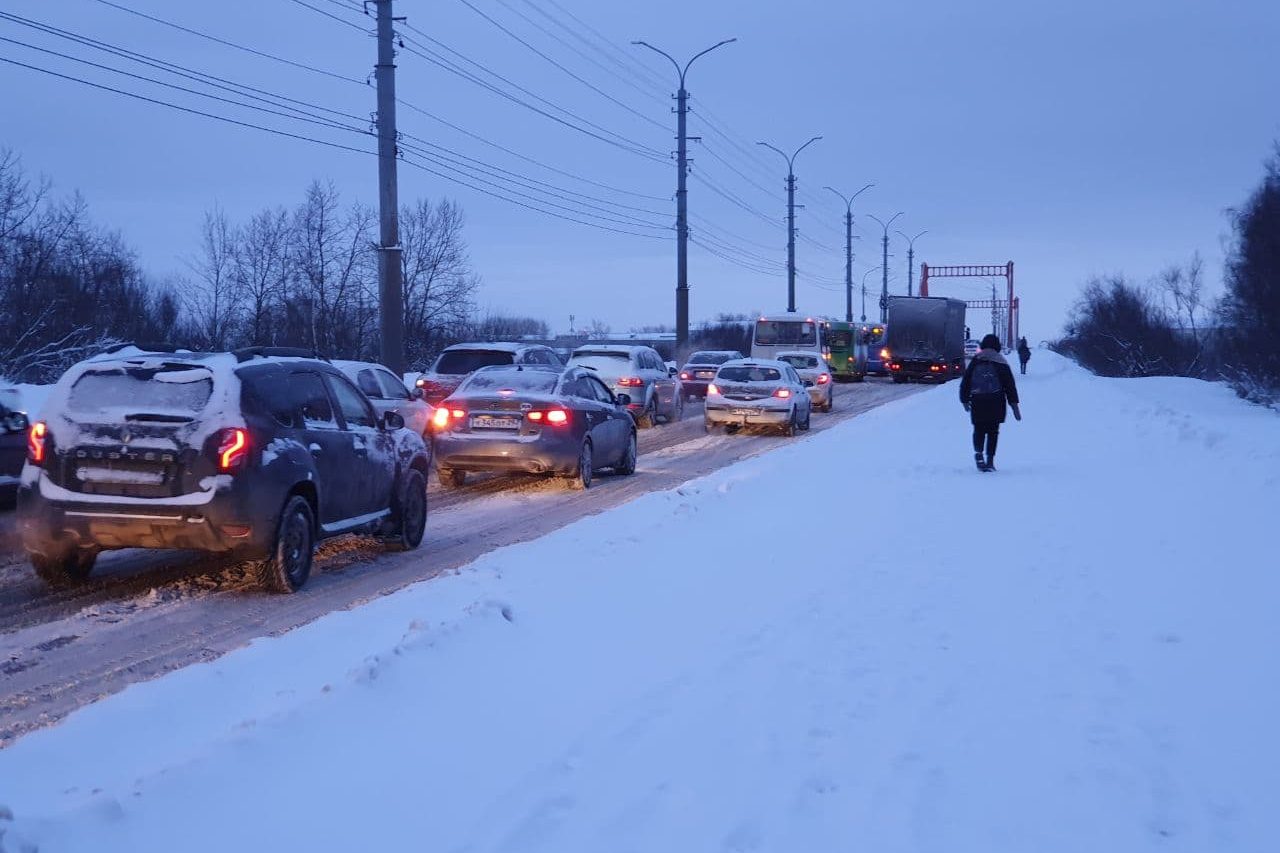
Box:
[637,394,657,429]
[386,468,428,551]
[892,375,907,384]
[255,495,315,594]
[437,466,466,488]
[673,392,685,422]
[725,423,741,435]
[30,545,97,589]
[800,405,812,431]
[615,431,637,475]
[569,440,593,490]
[782,409,797,437]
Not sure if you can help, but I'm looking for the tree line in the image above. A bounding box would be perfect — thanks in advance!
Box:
[1052,143,1280,407]
[0,148,546,383]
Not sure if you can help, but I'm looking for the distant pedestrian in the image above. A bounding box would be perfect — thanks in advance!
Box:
[1016,336,1031,375]
[959,334,1021,472]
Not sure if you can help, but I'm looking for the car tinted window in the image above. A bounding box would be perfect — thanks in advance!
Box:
[571,350,629,362]
[68,364,214,415]
[689,352,736,365]
[460,369,559,394]
[241,369,299,428]
[434,350,515,374]
[718,366,782,382]
[778,354,819,369]
[376,369,411,400]
[585,377,615,403]
[294,372,337,428]
[325,374,378,428]
[355,368,382,399]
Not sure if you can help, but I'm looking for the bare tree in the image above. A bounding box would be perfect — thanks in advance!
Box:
[400,198,478,366]
[185,207,241,349]
[1156,252,1207,376]
[234,206,292,347]
[291,181,376,357]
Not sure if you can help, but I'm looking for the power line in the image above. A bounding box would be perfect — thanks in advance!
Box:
[285,0,369,33]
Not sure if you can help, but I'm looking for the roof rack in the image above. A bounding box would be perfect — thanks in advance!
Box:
[103,342,187,354]
[232,346,330,363]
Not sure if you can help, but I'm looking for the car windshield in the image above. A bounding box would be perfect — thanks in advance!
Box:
[459,369,558,395]
[688,352,736,365]
[434,350,515,375]
[568,354,631,376]
[778,354,819,369]
[718,366,782,383]
[754,320,816,346]
[570,351,629,362]
[67,364,214,416]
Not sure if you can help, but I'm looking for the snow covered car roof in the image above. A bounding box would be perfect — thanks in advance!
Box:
[439,342,530,354]
[570,344,652,356]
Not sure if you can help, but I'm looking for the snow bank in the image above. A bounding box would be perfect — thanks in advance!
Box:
[1,352,1276,852]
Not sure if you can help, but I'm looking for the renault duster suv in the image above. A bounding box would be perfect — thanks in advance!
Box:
[19,346,431,592]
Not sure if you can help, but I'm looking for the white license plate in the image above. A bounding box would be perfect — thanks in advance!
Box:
[471,416,521,429]
[695,370,715,379]
[732,408,760,416]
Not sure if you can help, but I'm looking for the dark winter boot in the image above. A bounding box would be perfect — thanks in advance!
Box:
[984,455,996,472]
[974,452,987,472]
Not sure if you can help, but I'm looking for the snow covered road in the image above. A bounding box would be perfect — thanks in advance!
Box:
[1,354,1277,852]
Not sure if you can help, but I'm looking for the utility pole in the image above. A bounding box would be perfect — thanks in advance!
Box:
[759,137,822,312]
[896,229,927,297]
[991,277,1000,338]
[860,266,881,323]
[375,0,404,374]
[633,38,736,350]
[868,212,904,322]
[824,184,874,322]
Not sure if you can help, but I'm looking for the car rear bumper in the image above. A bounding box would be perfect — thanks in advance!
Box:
[434,432,580,476]
[705,403,791,426]
[681,380,710,397]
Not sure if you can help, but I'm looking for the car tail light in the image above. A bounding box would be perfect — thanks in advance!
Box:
[527,409,570,425]
[707,383,721,396]
[846,356,854,362]
[773,388,791,398]
[930,365,943,373]
[890,363,901,370]
[817,374,830,385]
[216,428,249,472]
[415,377,427,388]
[618,377,644,387]
[433,407,466,430]
[679,371,690,381]
[27,421,48,464]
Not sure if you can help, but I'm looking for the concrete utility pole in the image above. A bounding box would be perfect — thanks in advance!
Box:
[824,184,874,322]
[868,212,904,322]
[860,266,881,323]
[375,0,404,373]
[897,229,927,297]
[632,38,736,350]
[758,137,822,312]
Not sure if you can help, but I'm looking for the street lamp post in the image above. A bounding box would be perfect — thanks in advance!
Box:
[632,38,737,350]
[896,229,928,297]
[757,136,822,313]
[824,183,874,322]
[859,266,881,323]
[867,212,904,322]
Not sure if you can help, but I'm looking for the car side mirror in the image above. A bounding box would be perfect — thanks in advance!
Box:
[668,366,677,377]
[411,386,424,400]
[383,410,405,430]
[615,393,631,407]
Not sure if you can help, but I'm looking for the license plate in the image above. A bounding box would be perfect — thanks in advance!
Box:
[695,370,715,379]
[471,415,521,429]
[732,408,760,416]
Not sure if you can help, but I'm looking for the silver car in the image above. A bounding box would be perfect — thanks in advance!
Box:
[704,358,812,436]
[335,359,435,439]
[776,350,834,412]
[566,344,682,428]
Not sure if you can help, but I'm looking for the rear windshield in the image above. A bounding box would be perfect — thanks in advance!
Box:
[460,369,558,395]
[718,366,782,382]
[689,352,736,365]
[826,330,853,348]
[570,351,629,362]
[568,355,631,376]
[68,364,214,415]
[434,350,515,375]
[778,354,819,369]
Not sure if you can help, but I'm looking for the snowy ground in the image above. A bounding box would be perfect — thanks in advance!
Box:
[1,351,1277,852]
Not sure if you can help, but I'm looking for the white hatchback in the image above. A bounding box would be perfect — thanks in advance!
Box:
[775,350,834,412]
[704,358,812,436]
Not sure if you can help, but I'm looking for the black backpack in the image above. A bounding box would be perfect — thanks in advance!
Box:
[969,359,1002,395]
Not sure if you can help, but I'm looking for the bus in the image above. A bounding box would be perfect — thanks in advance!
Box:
[750,313,822,361]
[857,322,891,377]
[821,320,859,381]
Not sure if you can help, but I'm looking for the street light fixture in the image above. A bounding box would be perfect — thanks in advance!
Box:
[824,183,874,321]
[757,136,822,313]
[859,266,881,323]
[896,229,928,296]
[632,38,737,349]
[867,212,904,323]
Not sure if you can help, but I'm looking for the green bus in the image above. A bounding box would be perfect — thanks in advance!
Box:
[821,321,859,382]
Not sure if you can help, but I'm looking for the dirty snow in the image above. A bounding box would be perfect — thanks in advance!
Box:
[0,351,1276,852]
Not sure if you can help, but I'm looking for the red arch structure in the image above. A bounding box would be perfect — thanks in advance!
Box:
[919,261,1019,347]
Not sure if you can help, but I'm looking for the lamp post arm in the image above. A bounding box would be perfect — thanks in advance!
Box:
[683,38,737,80]
[631,41,681,80]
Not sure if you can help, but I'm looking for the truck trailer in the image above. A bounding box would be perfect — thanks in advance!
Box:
[884,296,967,382]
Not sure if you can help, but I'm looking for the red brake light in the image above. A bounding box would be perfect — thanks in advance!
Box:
[679,372,690,381]
[774,388,791,398]
[546,409,568,425]
[816,374,830,385]
[618,377,644,387]
[28,421,47,464]
[432,407,450,429]
[707,383,721,396]
[415,377,427,388]
[217,428,249,472]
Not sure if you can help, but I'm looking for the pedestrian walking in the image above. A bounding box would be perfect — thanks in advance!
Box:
[1016,336,1031,374]
[959,334,1021,472]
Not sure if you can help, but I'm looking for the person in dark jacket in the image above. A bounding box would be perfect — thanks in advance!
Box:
[959,334,1021,471]
[1016,336,1031,374]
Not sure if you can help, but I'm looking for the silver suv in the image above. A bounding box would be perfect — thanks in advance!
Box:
[413,342,562,405]
[566,345,681,428]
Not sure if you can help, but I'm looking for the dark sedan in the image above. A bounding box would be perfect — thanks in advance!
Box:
[678,350,744,400]
[431,365,637,490]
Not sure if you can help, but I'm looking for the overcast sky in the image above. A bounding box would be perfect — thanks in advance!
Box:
[3,0,1277,340]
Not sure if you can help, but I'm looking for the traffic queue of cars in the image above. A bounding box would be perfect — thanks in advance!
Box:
[10,339,841,593]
